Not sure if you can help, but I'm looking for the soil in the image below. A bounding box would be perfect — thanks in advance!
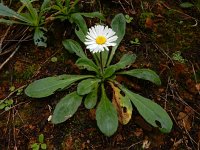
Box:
[0,0,200,149]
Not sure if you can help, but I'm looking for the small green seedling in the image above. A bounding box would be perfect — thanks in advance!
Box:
[9,86,15,92]
[31,134,47,150]
[51,57,58,63]
[125,14,133,23]
[0,99,13,111]
[130,38,140,45]
[172,51,186,63]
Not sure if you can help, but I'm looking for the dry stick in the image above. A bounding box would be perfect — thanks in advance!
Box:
[0,85,26,104]
[0,26,11,53]
[153,43,175,66]
[190,61,200,95]
[161,1,199,24]
[0,45,20,71]
[12,108,17,150]
[127,141,143,150]
[183,121,198,149]
[0,27,31,56]
[31,49,60,78]
[0,101,29,116]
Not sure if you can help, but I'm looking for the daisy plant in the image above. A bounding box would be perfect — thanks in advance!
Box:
[0,0,104,47]
[0,0,51,47]
[25,13,173,136]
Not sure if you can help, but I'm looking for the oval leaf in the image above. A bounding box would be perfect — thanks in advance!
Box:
[96,85,118,136]
[114,53,136,70]
[25,75,93,98]
[77,78,100,95]
[110,82,132,125]
[52,91,82,124]
[104,53,136,78]
[71,13,88,35]
[107,13,126,66]
[118,69,161,85]
[103,66,116,79]
[79,12,105,21]
[180,2,194,8]
[75,27,86,43]
[120,86,173,133]
[76,58,99,74]
[84,85,98,109]
[62,39,87,58]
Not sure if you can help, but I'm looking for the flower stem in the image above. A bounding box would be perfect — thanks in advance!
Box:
[100,52,104,74]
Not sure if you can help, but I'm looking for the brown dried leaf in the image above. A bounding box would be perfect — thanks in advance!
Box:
[64,135,73,150]
[145,17,154,29]
[195,83,200,91]
[110,82,132,125]
[177,112,192,131]
[133,128,143,137]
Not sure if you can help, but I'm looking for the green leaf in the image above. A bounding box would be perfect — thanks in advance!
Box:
[0,3,30,23]
[103,66,116,79]
[75,27,86,43]
[113,53,136,70]
[118,69,161,85]
[41,143,47,149]
[5,99,13,105]
[20,0,38,24]
[0,18,25,25]
[62,39,87,58]
[77,78,100,95]
[80,12,105,21]
[107,13,126,66]
[51,57,58,63]
[96,84,118,136]
[76,58,100,74]
[120,86,173,133]
[38,134,44,143]
[111,13,126,45]
[71,13,88,35]
[180,2,194,8]
[25,75,93,98]
[52,91,82,124]
[84,84,98,109]
[31,143,40,150]
[0,103,6,109]
[4,106,11,111]
[34,27,47,47]
[104,53,136,78]
[41,0,51,11]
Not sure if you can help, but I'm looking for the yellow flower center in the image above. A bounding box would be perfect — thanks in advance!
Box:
[96,36,106,45]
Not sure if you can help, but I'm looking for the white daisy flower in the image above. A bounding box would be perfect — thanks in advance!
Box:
[84,25,118,53]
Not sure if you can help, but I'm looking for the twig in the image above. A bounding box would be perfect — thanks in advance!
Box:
[161,1,199,24]
[0,85,26,104]
[0,26,11,53]
[0,45,20,71]
[153,43,175,66]
[0,101,29,116]
[190,61,200,95]
[31,49,60,78]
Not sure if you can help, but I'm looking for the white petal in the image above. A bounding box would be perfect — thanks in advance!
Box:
[106,29,116,38]
[84,41,96,45]
[102,26,109,36]
[87,44,98,50]
[86,35,95,40]
[107,35,118,43]
[91,26,98,37]
[106,42,116,46]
